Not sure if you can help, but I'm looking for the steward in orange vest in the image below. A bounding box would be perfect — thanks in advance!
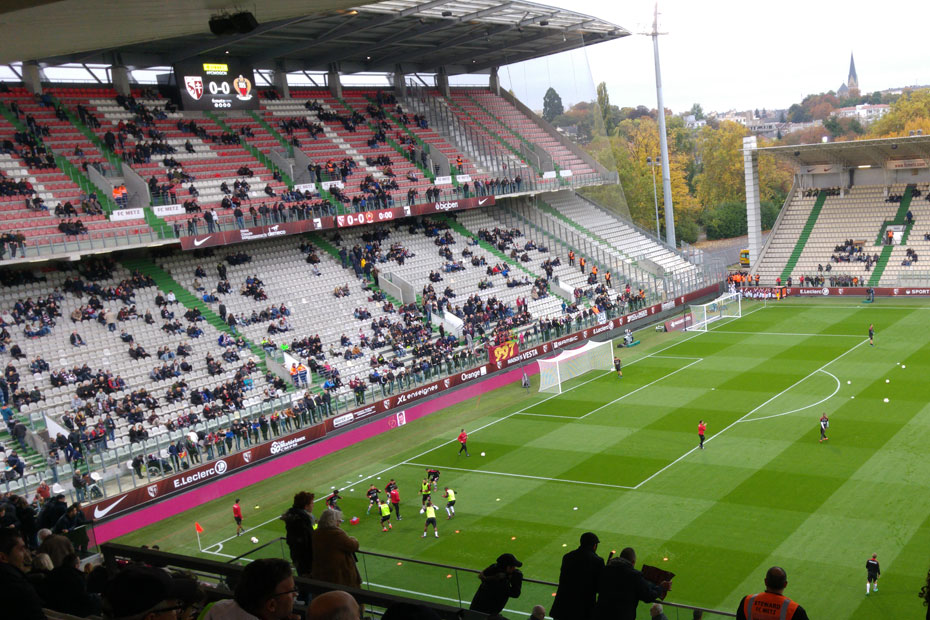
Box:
[736,567,809,620]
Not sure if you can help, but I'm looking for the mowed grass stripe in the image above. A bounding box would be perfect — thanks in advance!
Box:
[115,301,930,619]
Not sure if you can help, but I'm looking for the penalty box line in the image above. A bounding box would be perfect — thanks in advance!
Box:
[200,316,747,552]
[632,338,870,490]
[402,462,637,490]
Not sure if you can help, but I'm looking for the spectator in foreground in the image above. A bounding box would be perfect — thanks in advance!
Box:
[311,508,361,589]
[735,566,809,620]
[307,589,359,620]
[202,558,297,620]
[550,531,604,620]
[0,528,45,619]
[102,564,200,620]
[469,553,524,615]
[593,547,669,620]
[920,565,930,620]
[280,491,315,577]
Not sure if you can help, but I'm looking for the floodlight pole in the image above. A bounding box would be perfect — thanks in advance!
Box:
[649,3,676,247]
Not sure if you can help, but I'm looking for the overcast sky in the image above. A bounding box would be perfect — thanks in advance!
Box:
[493,0,930,114]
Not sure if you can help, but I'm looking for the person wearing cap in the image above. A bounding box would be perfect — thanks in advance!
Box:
[0,528,45,619]
[550,532,605,620]
[593,547,670,620]
[469,553,524,615]
[202,558,297,620]
[103,564,201,620]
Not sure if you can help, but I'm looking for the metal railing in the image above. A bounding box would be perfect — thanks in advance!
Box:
[204,538,736,619]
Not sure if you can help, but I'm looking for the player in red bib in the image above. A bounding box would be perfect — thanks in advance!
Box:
[233,498,244,536]
[457,428,470,457]
[698,420,706,450]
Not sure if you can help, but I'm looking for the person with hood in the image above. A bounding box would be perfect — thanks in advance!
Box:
[280,491,315,576]
[469,553,524,615]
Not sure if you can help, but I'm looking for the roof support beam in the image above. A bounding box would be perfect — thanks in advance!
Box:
[316,2,517,67]
[167,15,317,64]
[254,0,457,65]
[470,35,600,72]
[378,10,553,67]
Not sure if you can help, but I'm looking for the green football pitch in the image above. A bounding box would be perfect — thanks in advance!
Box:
[116,298,930,619]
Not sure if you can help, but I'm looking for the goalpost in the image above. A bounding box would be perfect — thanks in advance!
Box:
[538,340,614,394]
[687,291,742,332]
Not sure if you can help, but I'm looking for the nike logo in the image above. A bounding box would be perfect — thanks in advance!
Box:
[93,495,127,519]
[478,198,489,206]
[193,236,213,247]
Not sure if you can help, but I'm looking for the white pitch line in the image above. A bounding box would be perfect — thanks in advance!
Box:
[403,462,637,490]
[579,359,703,419]
[632,338,870,490]
[200,307,761,552]
[710,330,862,338]
[740,370,841,423]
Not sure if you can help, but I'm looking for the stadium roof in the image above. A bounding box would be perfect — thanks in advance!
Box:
[758,135,930,169]
[2,0,629,75]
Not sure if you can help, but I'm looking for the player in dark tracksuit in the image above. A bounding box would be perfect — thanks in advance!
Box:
[869,323,874,346]
[866,554,880,594]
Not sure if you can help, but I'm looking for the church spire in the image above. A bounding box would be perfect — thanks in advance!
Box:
[848,52,858,90]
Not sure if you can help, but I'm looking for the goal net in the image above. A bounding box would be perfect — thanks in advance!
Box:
[687,291,742,332]
[538,340,614,394]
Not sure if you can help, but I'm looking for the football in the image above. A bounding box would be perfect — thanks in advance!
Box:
[250,536,259,544]
[481,452,486,456]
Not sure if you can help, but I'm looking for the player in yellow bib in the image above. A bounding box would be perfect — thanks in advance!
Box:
[378,499,392,532]
[422,500,439,538]
[443,487,456,519]
[419,478,431,514]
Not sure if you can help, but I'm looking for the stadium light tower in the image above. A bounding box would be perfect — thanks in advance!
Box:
[645,3,676,247]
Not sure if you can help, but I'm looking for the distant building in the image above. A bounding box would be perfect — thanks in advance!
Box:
[683,114,706,129]
[837,53,859,96]
[835,103,889,124]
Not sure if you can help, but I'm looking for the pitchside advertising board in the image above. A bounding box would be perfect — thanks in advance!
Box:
[178,196,496,250]
[82,283,718,522]
[173,58,259,111]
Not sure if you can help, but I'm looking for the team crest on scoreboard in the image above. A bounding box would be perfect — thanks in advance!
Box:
[184,76,204,100]
[234,74,253,101]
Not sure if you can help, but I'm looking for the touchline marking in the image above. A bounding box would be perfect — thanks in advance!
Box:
[403,462,637,490]
[711,330,862,338]
[200,307,761,552]
[632,339,870,490]
[740,370,841,423]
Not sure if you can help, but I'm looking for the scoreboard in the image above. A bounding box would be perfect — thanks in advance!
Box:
[173,58,259,111]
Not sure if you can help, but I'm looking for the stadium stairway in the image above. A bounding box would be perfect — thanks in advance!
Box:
[335,96,435,182]
[203,111,295,188]
[48,95,124,171]
[246,109,293,156]
[438,213,570,305]
[466,93,564,184]
[535,196,633,264]
[121,257,270,372]
[444,96,542,178]
[0,102,119,215]
[779,189,826,282]
[869,184,915,286]
[363,94,443,184]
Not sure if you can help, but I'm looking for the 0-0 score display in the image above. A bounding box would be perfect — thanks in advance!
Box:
[173,59,259,111]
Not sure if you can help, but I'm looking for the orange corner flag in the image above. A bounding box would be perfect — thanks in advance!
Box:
[195,522,204,534]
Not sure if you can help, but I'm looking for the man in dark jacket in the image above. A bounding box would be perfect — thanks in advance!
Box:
[469,553,523,615]
[37,494,68,531]
[551,532,605,620]
[280,491,315,576]
[0,528,46,619]
[593,547,670,620]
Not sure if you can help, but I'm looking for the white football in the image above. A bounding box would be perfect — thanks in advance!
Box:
[250,536,259,544]
[847,380,851,385]
[885,379,890,383]
[902,365,906,369]
[883,398,889,403]
[481,452,486,456]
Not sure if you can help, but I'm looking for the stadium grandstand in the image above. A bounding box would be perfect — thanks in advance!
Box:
[0,1,734,618]
[745,135,930,290]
